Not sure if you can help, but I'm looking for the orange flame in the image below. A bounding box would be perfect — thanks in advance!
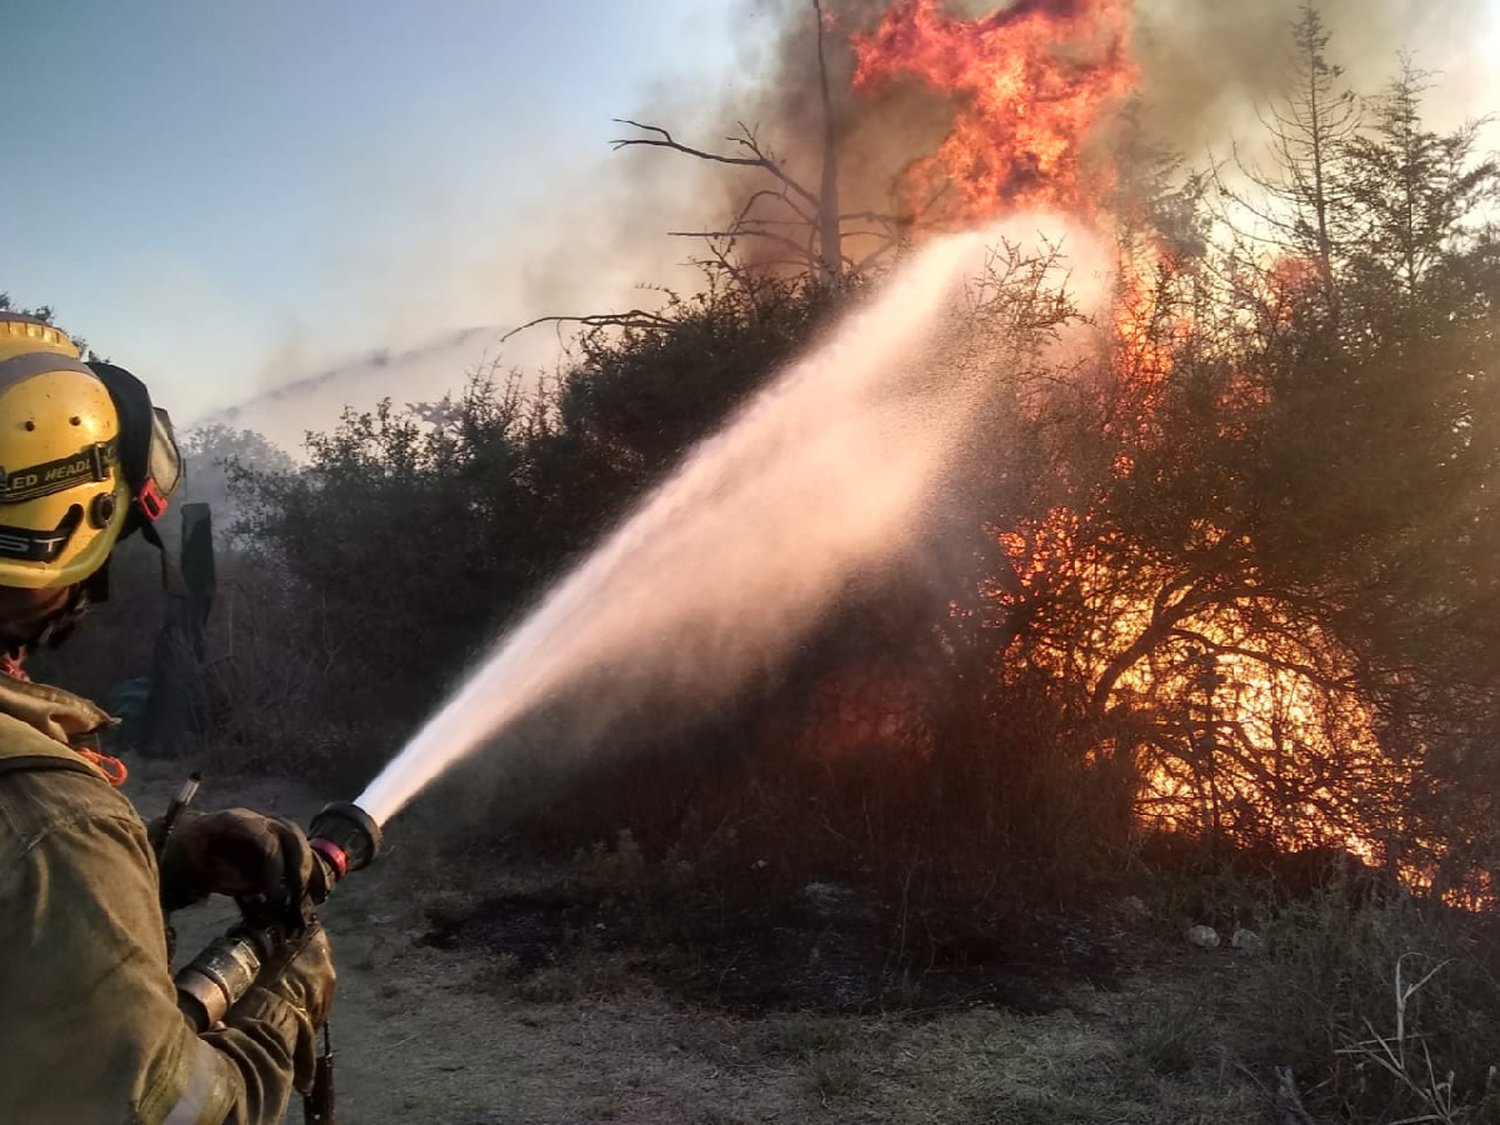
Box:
[852,0,1138,223]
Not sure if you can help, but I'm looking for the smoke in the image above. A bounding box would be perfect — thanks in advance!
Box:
[1133,0,1495,150]
[190,327,497,455]
[204,23,759,446]
[711,0,1497,238]
[190,138,736,452]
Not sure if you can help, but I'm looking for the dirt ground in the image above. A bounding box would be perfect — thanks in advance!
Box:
[125,760,1272,1125]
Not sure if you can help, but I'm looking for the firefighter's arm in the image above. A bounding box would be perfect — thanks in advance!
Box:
[2,792,320,1125]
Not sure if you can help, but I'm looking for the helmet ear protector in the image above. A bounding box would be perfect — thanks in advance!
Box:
[88,361,183,547]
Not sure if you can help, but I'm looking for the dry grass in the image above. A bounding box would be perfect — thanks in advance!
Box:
[1236,880,1500,1123]
[779,1004,1261,1125]
[120,760,1500,1125]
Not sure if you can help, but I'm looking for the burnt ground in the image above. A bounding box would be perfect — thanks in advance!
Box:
[418,882,1125,1017]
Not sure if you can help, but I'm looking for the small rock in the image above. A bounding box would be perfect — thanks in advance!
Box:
[1117,895,1150,923]
[1186,924,1221,949]
[1231,927,1263,956]
[802,881,856,908]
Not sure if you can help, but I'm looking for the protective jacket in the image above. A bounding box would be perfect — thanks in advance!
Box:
[0,676,308,1124]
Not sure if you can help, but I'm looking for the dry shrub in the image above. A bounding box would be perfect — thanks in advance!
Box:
[1239,876,1500,1122]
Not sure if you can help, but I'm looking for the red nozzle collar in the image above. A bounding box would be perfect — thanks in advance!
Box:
[310,837,349,880]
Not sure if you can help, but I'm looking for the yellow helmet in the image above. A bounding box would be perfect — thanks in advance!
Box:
[0,314,179,590]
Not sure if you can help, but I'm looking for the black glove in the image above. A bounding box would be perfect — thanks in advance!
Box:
[224,923,337,1094]
[151,807,315,917]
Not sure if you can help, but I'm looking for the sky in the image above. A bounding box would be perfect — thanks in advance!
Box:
[2,1,757,431]
[7,1,1500,444]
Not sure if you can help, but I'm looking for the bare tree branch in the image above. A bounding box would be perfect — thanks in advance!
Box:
[669,229,823,267]
[611,118,822,213]
[740,185,817,228]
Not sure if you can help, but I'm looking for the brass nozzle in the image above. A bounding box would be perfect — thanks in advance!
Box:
[176,934,263,1032]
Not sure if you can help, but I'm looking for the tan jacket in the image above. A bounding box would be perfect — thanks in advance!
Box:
[0,677,307,1124]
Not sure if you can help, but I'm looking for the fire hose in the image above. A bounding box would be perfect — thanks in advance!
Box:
[163,792,384,1125]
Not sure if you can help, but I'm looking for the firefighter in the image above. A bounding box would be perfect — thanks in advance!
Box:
[0,313,335,1124]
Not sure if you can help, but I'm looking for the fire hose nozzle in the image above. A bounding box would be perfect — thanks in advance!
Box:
[307,801,382,891]
[175,799,382,1031]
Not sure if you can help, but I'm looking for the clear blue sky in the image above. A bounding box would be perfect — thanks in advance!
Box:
[3,1,752,423]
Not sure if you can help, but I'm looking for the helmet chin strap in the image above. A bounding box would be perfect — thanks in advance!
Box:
[32,586,94,650]
[2,565,107,658]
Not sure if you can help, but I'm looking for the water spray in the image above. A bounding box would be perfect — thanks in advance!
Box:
[356,222,1066,829]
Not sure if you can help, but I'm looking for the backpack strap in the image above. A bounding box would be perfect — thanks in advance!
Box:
[88,361,187,596]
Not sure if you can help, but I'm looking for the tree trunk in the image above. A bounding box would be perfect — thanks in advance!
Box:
[813,0,843,283]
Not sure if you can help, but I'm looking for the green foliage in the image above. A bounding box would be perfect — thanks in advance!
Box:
[579,829,650,903]
[226,376,543,763]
